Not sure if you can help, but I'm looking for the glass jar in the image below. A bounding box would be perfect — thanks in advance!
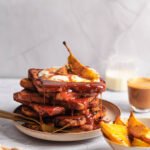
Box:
[105,56,137,91]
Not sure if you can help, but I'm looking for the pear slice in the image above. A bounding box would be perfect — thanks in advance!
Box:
[132,138,150,147]
[63,41,100,80]
[128,112,150,144]
[114,116,126,126]
[100,121,130,146]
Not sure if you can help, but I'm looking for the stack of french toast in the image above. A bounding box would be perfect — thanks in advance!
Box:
[13,42,106,131]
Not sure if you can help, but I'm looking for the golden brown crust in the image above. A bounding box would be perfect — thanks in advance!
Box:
[28,68,42,80]
[20,78,35,91]
[54,115,86,127]
[21,105,38,118]
[13,90,50,105]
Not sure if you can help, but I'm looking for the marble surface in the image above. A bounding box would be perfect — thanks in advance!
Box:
[0,79,150,150]
[0,0,149,78]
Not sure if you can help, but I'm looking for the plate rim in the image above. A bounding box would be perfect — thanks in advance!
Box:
[14,121,100,135]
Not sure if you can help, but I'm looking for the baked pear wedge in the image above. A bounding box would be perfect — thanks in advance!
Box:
[128,112,150,144]
[114,116,126,126]
[63,41,100,80]
[132,138,150,147]
[100,121,130,146]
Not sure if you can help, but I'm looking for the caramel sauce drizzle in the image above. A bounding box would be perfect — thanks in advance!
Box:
[99,93,102,118]
[38,69,105,132]
[43,86,46,105]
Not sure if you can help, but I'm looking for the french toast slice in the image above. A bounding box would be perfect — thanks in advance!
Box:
[14,90,100,111]
[54,115,86,127]
[28,68,106,94]
[29,103,65,117]
[20,105,38,118]
[13,90,50,105]
[33,78,106,94]
[28,68,42,80]
[20,78,36,91]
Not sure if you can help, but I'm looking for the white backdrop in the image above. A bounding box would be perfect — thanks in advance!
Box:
[0,0,149,78]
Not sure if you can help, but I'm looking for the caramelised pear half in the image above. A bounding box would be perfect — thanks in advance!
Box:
[114,116,126,126]
[132,138,150,147]
[100,121,130,146]
[63,41,100,80]
[128,112,150,144]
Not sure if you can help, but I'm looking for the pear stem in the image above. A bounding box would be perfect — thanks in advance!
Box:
[63,41,73,55]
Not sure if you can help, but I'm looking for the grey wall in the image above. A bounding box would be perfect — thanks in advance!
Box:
[0,0,149,78]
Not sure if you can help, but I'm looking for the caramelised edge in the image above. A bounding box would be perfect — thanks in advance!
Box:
[34,78,106,94]
[16,104,65,117]
[27,68,106,94]
[28,68,42,80]
[15,104,105,130]
[19,104,104,119]
[55,92,96,110]
[29,103,65,117]
[53,105,105,129]
[53,109,105,129]
[14,90,100,111]
[13,90,50,105]
[21,105,38,118]
[20,78,36,91]
[54,115,86,127]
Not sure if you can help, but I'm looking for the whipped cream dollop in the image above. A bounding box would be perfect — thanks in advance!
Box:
[38,68,100,82]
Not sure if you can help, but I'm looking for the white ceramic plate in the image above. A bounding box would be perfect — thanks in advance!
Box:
[14,100,120,141]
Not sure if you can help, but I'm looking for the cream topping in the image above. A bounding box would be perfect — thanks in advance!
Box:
[38,68,100,82]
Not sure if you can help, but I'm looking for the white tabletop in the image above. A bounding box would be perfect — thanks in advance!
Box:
[0,79,150,150]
